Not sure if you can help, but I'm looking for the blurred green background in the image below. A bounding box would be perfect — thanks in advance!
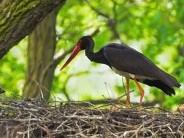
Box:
[0,0,183,110]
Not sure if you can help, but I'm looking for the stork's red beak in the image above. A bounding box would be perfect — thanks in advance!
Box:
[60,44,81,71]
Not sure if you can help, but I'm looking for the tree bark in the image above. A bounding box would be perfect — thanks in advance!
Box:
[0,0,66,60]
[22,8,57,100]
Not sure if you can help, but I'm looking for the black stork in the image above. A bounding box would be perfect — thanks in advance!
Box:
[60,35,181,106]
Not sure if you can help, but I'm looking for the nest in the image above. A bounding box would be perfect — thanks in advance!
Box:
[0,99,184,138]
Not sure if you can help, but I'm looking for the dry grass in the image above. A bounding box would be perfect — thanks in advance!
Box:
[0,99,183,138]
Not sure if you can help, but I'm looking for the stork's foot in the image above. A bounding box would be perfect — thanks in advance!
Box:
[110,95,131,112]
[110,104,120,112]
[139,87,144,106]
[133,78,145,106]
[139,89,144,106]
[125,96,130,107]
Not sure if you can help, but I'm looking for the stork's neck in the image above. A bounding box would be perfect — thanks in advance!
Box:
[85,42,95,60]
[85,44,110,66]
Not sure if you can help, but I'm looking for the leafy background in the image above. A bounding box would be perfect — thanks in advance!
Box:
[0,0,183,110]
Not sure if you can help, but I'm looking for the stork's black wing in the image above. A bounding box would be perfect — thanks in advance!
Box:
[103,43,180,89]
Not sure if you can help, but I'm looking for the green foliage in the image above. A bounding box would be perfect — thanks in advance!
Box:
[0,38,27,98]
[1,0,184,109]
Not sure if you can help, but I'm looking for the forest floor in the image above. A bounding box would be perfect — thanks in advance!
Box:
[0,99,184,138]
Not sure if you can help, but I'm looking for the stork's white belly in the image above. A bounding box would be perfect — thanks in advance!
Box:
[112,67,153,80]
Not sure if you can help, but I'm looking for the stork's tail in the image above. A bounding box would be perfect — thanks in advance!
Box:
[142,79,179,96]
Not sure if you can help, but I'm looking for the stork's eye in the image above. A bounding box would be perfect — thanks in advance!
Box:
[77,40,82,46]
[79,40,86,50]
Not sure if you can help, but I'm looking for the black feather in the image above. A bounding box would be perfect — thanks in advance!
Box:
[103,44,181,88]
[142,79,175,96]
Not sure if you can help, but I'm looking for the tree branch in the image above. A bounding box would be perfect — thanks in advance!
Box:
[0,0,67,60]
[86,0,122,42]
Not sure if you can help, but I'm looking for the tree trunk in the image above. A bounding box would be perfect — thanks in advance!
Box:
[23,9,57,100]
[0,0,66,60]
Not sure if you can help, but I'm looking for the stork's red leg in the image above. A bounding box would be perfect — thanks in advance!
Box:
[125,78,130,106]
[133,78,144,105]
